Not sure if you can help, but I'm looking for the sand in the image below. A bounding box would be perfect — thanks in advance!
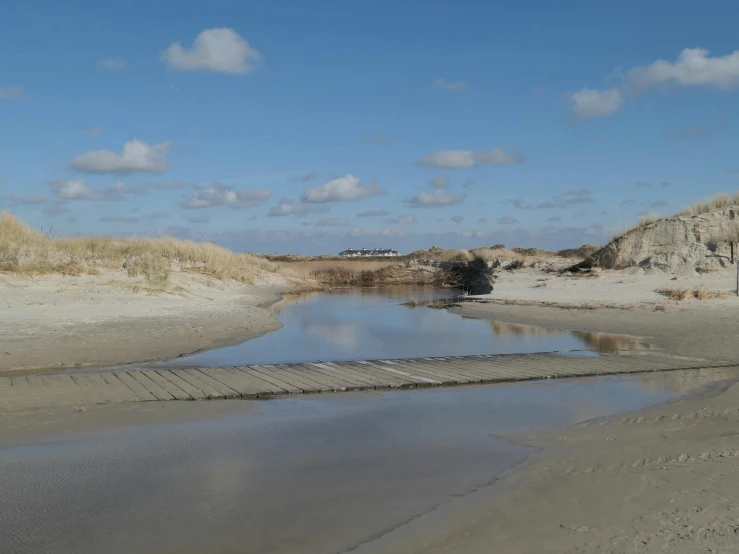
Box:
[0,270,284,372]
[349,267,739,553]
[6,265,739,552]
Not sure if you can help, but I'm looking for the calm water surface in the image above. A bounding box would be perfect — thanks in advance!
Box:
[2,369,733,554]
[141,287,649,368]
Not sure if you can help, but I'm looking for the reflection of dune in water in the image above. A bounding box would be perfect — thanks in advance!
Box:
[487,320,650,353]
[635,368,739,394]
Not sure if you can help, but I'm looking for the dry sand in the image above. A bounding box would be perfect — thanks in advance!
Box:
[0,270,285,372]
[351,267,739,553]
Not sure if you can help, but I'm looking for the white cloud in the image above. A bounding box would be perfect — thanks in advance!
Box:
[433,78,468,91]
[48,179,125,201]
[300,175,384,203]
[315,218,350,227]
[384,214,417,224]
[430,175,449,188]
[70,139,172,174]
[626,48,739,90]
[99,58,126,69]
[268,199,330,217]
[357,209,391,217]
[182,183,270,209]
[85,127,102,136]
[417,148,523,168]
[161,28,262,74]
[407,189,465,208]
[570,88,623,119]
[0,86,24,100]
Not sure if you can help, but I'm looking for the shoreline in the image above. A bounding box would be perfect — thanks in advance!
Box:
[0,271,286,373]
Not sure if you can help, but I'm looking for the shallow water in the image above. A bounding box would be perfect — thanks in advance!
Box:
[1,368,733,554]
[141,287,649,368]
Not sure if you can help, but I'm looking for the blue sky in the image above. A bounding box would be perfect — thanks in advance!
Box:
[2,0,739,254]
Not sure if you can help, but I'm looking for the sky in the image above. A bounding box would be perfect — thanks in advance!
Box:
[2,0,739,255]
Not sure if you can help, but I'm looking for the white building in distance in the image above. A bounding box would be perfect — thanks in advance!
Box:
[339,248,401,258]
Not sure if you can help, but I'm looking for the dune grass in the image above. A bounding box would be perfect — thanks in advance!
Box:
[0,212,279,283]
[655,285,728,301]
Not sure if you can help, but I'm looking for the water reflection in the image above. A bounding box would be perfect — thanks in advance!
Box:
[0,371,704,554]
[141,287,650,369]
[487,320,651,353]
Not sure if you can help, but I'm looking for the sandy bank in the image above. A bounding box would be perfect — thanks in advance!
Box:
[453,267,739,361]
[0,271,285,372]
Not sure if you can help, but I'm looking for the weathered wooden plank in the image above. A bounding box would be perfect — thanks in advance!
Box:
[156,370,208,400]
[306,363,372,388]
[381,359,472,385]
[115,372,158,401]
[336,361,415,387]
[412,358,496,382]
[197,367,260,398]
[129,371,175,401]
[173,369,226,398]
[187,369,240,398]
[266,365,333,392]
[314,362,389,387]
[277,364,350,391]
[233,366,300,394]
[218,366,285,396]
[357,360,441,385]
[139,371,193,401]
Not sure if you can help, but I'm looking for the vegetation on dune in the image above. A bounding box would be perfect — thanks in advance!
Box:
[0,212,279,283]
[655,285,728,301]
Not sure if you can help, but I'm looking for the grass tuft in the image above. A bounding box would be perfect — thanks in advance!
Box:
[655,285,728,301]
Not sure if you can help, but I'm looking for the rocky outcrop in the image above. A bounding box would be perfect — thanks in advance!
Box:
[570,206,739,275]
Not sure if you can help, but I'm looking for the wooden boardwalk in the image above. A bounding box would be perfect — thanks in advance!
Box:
[2,352,737,410]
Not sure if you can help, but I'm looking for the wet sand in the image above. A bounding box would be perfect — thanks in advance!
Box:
[0,371,717,554]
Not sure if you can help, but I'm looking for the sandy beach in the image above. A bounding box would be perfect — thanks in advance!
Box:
[0,271,284,372]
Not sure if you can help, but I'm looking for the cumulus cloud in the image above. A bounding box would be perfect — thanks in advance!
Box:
[301,175,383,203]
[504,198,565,210]
[357,209,391,217]
[384,214,417,225]
[48,179,125,201]
[496,216,518,224]
[127,180,196,195]
[450,215,464,224]
[182,183,270,209]
[315,218,350,227]
[70,139,172,174]
[417,148,524,169]
[429,175,450,188]
[407,189,466,208]
[268,199,330,217]
[546,216,562,222]
[433,78,468,91]
[290,171,318,183]
[99,58,126,69]
[626,48,739,91]
[0,86,24,100]
[569,88,623,119]
[161,28,262,74]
